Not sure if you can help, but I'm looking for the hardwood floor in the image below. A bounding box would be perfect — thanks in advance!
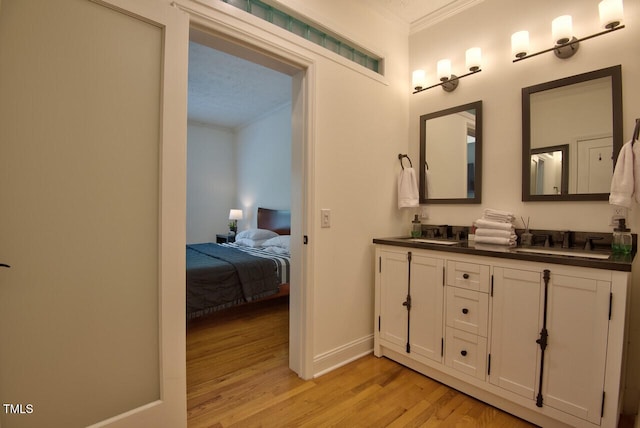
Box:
[187,297,543,427]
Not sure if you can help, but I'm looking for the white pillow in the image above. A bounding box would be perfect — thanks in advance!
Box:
[262,235,290,250]
[263,246,289,255]
[236,228,278,241]
[234,238,268,247]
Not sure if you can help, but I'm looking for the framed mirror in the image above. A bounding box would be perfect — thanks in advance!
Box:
[419,100,482,204]
[522,65,622,201]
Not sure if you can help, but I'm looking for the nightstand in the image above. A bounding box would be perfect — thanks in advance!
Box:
[216,234,235,243]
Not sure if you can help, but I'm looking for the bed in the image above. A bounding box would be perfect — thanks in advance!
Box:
[186,208,291,320]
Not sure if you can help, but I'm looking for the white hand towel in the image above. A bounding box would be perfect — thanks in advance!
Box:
[483,208,515,223]
[475,218,515,231]
[610,140,634,208]
[398,167,419,208]
[475,228,515,239]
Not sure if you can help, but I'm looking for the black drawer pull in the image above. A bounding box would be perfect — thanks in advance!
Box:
[462,273,469,279]
[460,350,467,357]
[462,308,469,314]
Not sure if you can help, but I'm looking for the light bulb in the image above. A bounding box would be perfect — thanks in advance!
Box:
[437,59,451,81]
[511,31,529,58]
[412,69,426,90]
[552,15,573,45]
[599,0,623,29]
[465,47,481,72]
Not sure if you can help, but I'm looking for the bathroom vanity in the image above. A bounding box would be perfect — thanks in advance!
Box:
[372,236,633,428]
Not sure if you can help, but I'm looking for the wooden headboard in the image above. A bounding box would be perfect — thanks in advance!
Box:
[257,208,291,235]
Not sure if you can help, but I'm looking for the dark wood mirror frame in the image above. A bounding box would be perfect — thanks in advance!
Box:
[419,100,483,204]
[522,65,623,201]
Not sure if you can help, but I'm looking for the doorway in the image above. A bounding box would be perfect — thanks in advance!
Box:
[187,24,311,378]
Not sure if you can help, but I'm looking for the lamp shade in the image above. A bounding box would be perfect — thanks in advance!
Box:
[436,59,451,81]
[412,69,426,90]
[599,0,623,29]
[511,31,530,58]
[229,209,243,220]
[465,47,481,71]
[552,15,573,44]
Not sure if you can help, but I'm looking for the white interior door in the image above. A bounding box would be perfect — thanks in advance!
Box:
[576,136,613,193]
[0,0,188,427]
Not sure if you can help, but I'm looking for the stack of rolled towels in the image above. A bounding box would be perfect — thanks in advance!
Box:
[474,209,517,247]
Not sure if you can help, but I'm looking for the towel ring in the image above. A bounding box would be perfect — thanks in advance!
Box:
[398,154,412,170]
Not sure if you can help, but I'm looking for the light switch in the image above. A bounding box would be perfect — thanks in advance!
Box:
[321,209,331,228]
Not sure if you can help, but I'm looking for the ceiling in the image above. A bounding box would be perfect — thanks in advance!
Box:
[188,42,292,129]
[187,0,481,129]
[365,0,481,30]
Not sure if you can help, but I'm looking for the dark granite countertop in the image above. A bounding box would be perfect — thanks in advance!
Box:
[373,237,634,272]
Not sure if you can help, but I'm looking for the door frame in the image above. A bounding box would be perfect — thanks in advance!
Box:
[176,0,315,379]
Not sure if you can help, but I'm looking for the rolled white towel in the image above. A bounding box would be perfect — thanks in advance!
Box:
[475,228,516,239]
[474,235,517,247]
[473,243,512,252]
[475,218,515,231]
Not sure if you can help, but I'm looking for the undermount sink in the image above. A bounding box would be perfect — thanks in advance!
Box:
[513,247,610,260]
[407,238,460,246]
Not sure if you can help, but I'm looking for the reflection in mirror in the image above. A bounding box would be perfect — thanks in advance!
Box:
[420,101,482,204]
[530,145,568,195]
[522,65,622,201]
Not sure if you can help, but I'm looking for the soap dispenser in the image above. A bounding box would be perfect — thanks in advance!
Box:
[612,218,632,254]
[411,214,422,238]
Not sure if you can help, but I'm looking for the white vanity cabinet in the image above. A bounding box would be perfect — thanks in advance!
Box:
[374,244,631,428]
[376,247,444,366]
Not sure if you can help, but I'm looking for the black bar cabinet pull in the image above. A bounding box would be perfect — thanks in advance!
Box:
[536,269,551,408]
[0,264,10,268]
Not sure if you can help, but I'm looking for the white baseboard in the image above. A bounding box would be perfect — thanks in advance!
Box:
[312,334,373,378]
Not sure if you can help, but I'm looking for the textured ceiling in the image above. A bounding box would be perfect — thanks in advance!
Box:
[187,1,481,129]
[188,42,291,130]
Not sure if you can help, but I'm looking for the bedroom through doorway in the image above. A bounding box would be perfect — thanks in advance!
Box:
[185,26,305,392]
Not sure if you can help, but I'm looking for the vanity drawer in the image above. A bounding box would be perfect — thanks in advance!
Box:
[446,286,489,337]
[445,327,487,381]
[447,260,490,293]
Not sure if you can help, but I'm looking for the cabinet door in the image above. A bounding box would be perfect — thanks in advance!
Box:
[378,250,410,353]
[541,273,610,424]
[490,267,543,399]
[410,254,444,363]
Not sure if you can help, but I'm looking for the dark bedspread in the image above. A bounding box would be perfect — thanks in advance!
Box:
[186,243,280,319]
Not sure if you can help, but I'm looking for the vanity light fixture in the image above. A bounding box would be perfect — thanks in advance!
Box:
[412,48,482,94]
[512,0,624,62]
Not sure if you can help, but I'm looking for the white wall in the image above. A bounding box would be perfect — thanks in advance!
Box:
[236,103,292,229]
[409,0,640,414]
[187,104,291,241]
[186,122,235,244]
